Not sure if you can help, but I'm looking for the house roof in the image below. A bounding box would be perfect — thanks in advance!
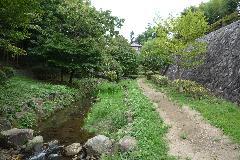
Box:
[131,42,142,47]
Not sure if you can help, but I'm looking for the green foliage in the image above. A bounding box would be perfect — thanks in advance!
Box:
[151,75,169,86]
[72,78,100,97]
[169,11,209,91]
[100,55,123,81]
[135,25,156,45]
[1,67,14,78]
[149,75,209,99]
[149,79,240,144]
[209,12,240,32]
[85,80,174,160]
[141,36,171,73]
[0,76,78,127]
[107,36,139,77]
[0,0,40,56]
[0,70,7,84]
[28,0,124,82]
[171,79,210,99]
[18,112,37,128]
[183,0,239,25]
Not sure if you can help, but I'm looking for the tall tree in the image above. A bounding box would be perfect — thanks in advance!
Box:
[170,10,209,91]
[29,0,123,82]
[0,0,40,61]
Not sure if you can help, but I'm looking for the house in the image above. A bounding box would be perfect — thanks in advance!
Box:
[131,42,142,53]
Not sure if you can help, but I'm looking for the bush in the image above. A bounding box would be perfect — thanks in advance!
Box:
[100,55,123,81]
[171,79,210,98]
[116,51,139,76]
[2,67,14,78]
[151,75,169,86]
[0,70,7,84]
[72,78,100,97]
[141,55,167,73]
[18,112,37,128]
[209,12,240,32]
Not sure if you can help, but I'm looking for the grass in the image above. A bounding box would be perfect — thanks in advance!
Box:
[148,79,240,144]
[0,76,78,128]
[180,132,188,140]
[84,80,175,160]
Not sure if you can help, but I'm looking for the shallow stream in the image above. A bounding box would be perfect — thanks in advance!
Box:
[36,98,94,146]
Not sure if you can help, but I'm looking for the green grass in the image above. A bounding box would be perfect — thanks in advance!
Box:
[148,79,240,144]
[85,80,175,160]
[0,76,78,128]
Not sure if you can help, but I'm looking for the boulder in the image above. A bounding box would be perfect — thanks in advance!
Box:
[84,135,113,157]
[26,136,44,153]
[64,143,82,156]
[0,117,11,132]
[1,128,34,147]
[29,152,46,160]
[118,136,137,152]
[47,154,61,160]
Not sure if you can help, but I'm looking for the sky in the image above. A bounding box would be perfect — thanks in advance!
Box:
[91,0,209,40]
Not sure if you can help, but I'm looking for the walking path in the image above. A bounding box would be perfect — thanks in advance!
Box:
[138,79,240,160]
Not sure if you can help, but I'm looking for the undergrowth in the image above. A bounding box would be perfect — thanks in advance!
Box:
[0,76,78,128]
[85,80,175,160]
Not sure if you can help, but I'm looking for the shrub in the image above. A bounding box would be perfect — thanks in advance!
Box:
[100,55,123,81]
[145,71,154,80]
[2,67,14,78]
[171,79,210,98]
[209,12,240,32]
[0,70,7,84]
[151,75,169,86]
[72,78,99,97]
[18,112,37,128]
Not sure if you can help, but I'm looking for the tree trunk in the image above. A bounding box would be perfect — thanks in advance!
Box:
[176,56,183,93]
[163,64,170,76]
[69,70,75,83]
[60,69,64,82]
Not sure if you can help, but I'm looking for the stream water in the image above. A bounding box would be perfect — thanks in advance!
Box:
[36,98,95,146]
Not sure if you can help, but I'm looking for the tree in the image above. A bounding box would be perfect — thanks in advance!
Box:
[29,0,123,83]
[0,0,40,61]
[107,36,139,77]
[226,0,240,13]
[136,25,156,45]
[140,24,171,74]
[170,10,209,91]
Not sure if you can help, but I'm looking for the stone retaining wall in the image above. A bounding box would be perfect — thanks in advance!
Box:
[167,20,240,103]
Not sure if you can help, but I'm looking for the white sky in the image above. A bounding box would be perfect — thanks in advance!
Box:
[91,0,209,40]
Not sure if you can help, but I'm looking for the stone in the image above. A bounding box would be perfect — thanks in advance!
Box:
[64,143,82,156]
[15,111,28,119]
[1,128,34,147]
[84,135,113,157]
[47,154,61,160]
[26,136,44,153]
[0,117,11,132]
[46,146,64,156]
[118,136,137,152]
[29,152,46,160]
[47,140,59,149]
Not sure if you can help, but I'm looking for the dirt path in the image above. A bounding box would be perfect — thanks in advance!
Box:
[138,79,240,160]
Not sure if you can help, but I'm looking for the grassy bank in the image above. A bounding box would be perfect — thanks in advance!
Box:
[147,78,240,144]
[85,80,175,160]
[0,76,78,128]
